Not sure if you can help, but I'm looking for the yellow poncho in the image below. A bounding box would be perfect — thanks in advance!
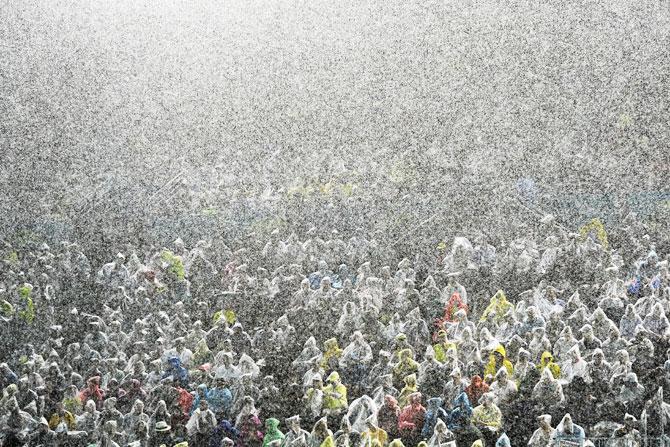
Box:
[323,372,347,410]
[484,344,514,378]
[480,290,513,324]
[321,338,343,370]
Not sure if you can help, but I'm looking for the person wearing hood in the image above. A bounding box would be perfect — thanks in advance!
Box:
[483,345,513,379]
[418,346,444,397]
[238,353,261,380]
[402,306,430,348]
[26,416,57,446]
[304,375,325,423]
[80,375,105,410]
[432,330,457,365]
[494,310,519,344]
[377,395,400,440]
[99,397,125,432]
[511,349,534,384]
[214,352,240,383]
[345,394,377,435]
[527,327,552,362]
[186,398,217,446]
[321,339,343,372]
[208,377,233,419]
[0,363,18,390]
[560,345,588,384]
[516,306,546,338]
[447,392,480,445]
[616,372,646,416]
[48,400,76,430]
[602,326,629,360]
[612,413,642,445]
[162,356,189,388]
[447,309,476,341]
[643,302,670,336]
[367,350,393,391]
[398,392,425,446]
[489,367,517,408]
[236,397,263,447]
[421,397,448,439]
[124,400,150,443]
[456,327,481,365]
[282,416,311,447]
[332,417,355,447]
[465,375,488,406]
[392,349,419,390]
[442,272,468,306]
[553,326,578,360]
[336,302,362,340]
[340,331,373,386]
[426,418,453,447]
[551,413,585,446]
[610,349,633,390]
[191,383,211,415]
[258,375,281,419]
[263,418,285,447]
[397,374,418,408]
[360,416,388,447]
[471,393,502,446]
[323,371,347,417]
[371,374,398,408]
[309,261,332,290]
[303,359,326,391]
[585,349,612,394]
[420,275,444,322]
[532,368,565,408]
[527,414,555,447]
[480,291,513,325]
[589,308,616,341]
[437,291,468,329]
[545,310,565,341]
[619,304,644,340]
[577,324,602,358]
[537,351,561,379]
[76,399,101,439]
[309,417,334,447]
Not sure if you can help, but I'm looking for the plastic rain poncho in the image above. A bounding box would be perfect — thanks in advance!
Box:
[321,339,343,371]
[345,395,377,434]
[340,332,373,368]
[294,338,323,371]
[263,418,285,447]
[421,397,448,439]
[550,414,585,446]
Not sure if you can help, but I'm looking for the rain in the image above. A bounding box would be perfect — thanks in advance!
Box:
[1,0,669,446]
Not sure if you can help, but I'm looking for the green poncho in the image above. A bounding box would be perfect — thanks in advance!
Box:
[262,418,284,447]
[17,284,34,324]
[160,250,185,281]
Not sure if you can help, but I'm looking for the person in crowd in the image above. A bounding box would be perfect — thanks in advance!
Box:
[527,414,555,447]
[471,393,502,446]
[0,223,666,447]
[551,413,585,446]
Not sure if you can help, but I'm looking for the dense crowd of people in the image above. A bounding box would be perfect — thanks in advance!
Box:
[0,213,669,447]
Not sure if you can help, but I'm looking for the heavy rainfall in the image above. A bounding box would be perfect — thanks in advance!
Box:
[1,0,669,446]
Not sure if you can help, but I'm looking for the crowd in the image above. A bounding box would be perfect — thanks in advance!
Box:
[0,213,669,447]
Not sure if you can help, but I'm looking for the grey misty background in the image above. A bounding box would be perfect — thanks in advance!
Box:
[1,0,669,258]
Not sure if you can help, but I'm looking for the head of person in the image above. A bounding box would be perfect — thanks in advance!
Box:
[562,414,574,433]
[538,414,552,431]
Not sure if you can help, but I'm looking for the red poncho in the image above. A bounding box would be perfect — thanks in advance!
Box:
[79,376,104,409]
[177,387,194,416]
[465,375,489,405]
[442,292,468,323]
[398,394,425,433]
